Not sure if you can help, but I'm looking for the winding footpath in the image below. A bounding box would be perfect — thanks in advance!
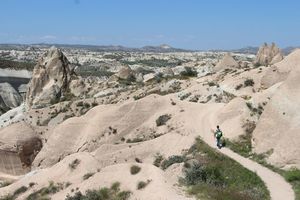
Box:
[197,105,295,200]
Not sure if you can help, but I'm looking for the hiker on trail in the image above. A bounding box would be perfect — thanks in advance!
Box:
[214,125,223,149]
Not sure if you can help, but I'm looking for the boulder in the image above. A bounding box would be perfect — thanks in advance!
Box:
[0,82,22,109]
[115,66,135,81]
[69,78,88,97]
[135,73,144,82]
[254,43,283,66]
[25,47,75,108]
[143,73,157,83]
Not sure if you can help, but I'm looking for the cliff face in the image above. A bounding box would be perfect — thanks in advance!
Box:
[0,149,30,176]
[0,122,42,175]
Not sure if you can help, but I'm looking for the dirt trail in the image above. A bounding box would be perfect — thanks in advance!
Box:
[192,105,295,200]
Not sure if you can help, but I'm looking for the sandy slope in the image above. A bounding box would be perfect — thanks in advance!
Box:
[0,93,295,200]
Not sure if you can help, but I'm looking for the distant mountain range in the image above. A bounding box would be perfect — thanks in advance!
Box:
[0,43,299,54]
[0,43,190,53]
[211,46,300,55]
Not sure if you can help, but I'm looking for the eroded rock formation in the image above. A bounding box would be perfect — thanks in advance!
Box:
[25,47,76,108]
[214,53,240,72]
[254,43,284,66]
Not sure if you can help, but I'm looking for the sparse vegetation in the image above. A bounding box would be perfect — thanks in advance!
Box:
[235,84,243,90]
[69,159,81,170]
[285,168,300,182]
[156,114,171,126]
[0,58,35,70]
[76,101,84,107]
[0,185,29,200]
[83,172,95,180]
[225,120,256,157]
[65,182,131,200]
[161,155,186,170]
[76,66,114,78]
[130,165,141,175]
[137,180,151,190]
[244,78,255,87]
[0,181,11,188]
[180,68,198,77]
[284,168,300,200]
[26,181,65,200]
[29,182,36,187]
[246,102,264,116]
[13,186,28,197]
[153,153,164,167]
[126,137,144,143]
[121,58,183,68]
[208,81,218,87]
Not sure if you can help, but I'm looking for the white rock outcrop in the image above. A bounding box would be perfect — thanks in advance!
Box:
[0,82,22,112]
[25,47,75,108]
[254,43,284,66]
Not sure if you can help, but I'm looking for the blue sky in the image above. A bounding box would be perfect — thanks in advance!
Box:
[0,0,299,50]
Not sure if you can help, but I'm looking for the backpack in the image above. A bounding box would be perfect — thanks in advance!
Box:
[216,130,223,138]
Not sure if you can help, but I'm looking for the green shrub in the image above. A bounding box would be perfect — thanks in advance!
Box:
[285,168,300,182]
[26,181,64,200]
[137,181,147,190]
[243,120,256,135]
[161,155,186,170]
[29,182,36,187]
[0,181,11,188]
[153,153,164,167]
[137,180,151,190]
[184,163,225,187]
[69,159,81,170]
[246,102,264,116]
[83,172,95,180]
[156,114,171,126]
[13,186,28,197]
[208,81,217,87]
[65,182,131,200]
[244,78,255,87]
[130,165,141,175]
[126,138,144,143]
[76,101,84,107]
[180,68,198,77]
[235,84,243,90]
[0,58,35,70]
